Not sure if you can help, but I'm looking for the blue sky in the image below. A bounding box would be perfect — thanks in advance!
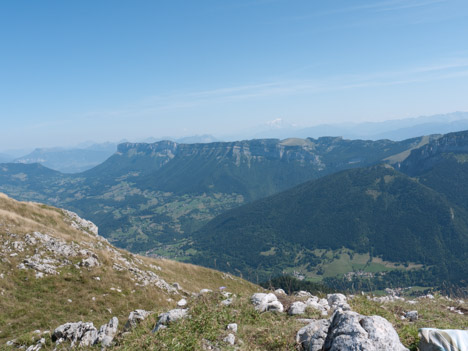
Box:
[1,0,468,149]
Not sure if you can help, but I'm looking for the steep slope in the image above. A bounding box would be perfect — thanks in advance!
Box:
[0,193,256,345]
[190,165,468,284]
[399,130,468,211]
[0,136,428,254]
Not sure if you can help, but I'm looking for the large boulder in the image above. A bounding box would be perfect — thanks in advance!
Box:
[323,310,408,351]
[251,293,284,313]
[296,319,330,351]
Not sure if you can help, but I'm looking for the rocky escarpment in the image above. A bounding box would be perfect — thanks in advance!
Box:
[1,209,176,292]
[399,130,468,175]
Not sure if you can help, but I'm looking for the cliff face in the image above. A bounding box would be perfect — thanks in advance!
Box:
[400,131,468,175]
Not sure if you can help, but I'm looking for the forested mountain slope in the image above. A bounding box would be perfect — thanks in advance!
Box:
[190,165,468,285]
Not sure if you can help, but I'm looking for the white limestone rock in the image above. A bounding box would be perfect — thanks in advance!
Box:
[323,310,408,351]
[52,321,98,347]
[223,333,236,345]
[295,290,313,298]
[95,317,119,347]
[177,298,187,307]
[305,297,330,316]
[80,255,100,268]
[327,293,350,311]
[296,319,330,351]
[62,209,99,236]
[227,323,238,333]
[405,310,418,322]
[153,309,189,332]
[251,293,284,313]
[289,301,307,316]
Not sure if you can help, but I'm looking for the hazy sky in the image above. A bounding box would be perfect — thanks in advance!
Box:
[1,0,468,149]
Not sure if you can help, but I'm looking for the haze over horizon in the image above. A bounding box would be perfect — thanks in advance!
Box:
[1,0,468,150]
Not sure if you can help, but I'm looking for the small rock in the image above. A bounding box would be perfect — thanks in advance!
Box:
[172,282,181,290]
[289,301,307,316]
[153,309,188,332]
[223,333,235,345]
[125,309,152,330]
[327,293,350,311]
[251,293,284,313]
[405,311,418,322]
[95,317,119,347]
[274,288,286,295]
[200,289,212,294]
[295,290,313,298]
[177,298,187,307]
[221,298,233,306]
[80,256,99,268]
[227,323,238,333]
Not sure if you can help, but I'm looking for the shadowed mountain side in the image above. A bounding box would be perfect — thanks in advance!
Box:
[399,130,468,214]
[190,165,468,283]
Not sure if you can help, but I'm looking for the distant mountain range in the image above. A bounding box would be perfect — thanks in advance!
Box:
[14,143,118,173]
[5,112,468,173]
[6,135,220,173]
[245,111,468,141]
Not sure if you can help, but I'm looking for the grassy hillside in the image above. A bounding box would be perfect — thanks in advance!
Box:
[0,193,257,345]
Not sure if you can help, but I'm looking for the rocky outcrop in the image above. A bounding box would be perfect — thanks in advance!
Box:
[63,209,99,236]
[52,322,98,347]
[52,318,119,348]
